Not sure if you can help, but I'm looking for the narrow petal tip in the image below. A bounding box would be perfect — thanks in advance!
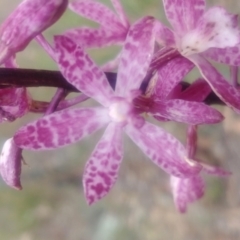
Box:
[0,138,23,190]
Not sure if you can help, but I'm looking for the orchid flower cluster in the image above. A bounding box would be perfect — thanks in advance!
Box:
[0,0,239,213]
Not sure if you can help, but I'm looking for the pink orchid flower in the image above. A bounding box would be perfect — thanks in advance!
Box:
[14,17,202,204]
[0,0,68,65]
[156,0,240,114]
[171,125,231,213]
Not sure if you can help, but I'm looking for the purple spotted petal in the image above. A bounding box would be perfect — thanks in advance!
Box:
[14,107,110,150]
[64,27,126,48]
[163,0,205,35]
[115,17,155,98]
[154,56,194,100]
[178,78,212,101]
[54,36,115,107]
[110,0,130,28]
[203,46,240,66]
[69,0,125,32]
[155,20,175,47]
[125,121,202,178]
[179,7,239,56]
[150,99,223,124]
[0,138,22,190]
[83,122,123,205]
[190,55,240,113]
[0,0,67,65]
[170,175,205,213]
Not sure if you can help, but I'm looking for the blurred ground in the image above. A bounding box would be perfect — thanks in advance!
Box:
[0,0,240,240]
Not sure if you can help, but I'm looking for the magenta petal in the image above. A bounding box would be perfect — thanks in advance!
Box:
[186,125,198,159]
[190,55,240,113]
[14,107,110,150]
[0,138,22,190]
[163,0,205,34]
[154,56,194,100]
[178,78,212,101]
[110,0,130,28]
[83,122,123,205]
[69,0,125,32]
[0,0,67,64]
[179,7,240,56]
[170,175,205,213]
[204,47,240,66]
[54,36,115,107]
[152,99,223,124]
[0,88,30,122]
[115,17,155,98]
[200,162,231,177]
[64,27,126,48]
[155,20,175,47]
[125,121,201,178]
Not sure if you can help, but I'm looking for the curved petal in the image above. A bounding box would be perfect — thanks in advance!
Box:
[110,0,130,29]
[179,7,239,56]
[14,107,110,150]
[0,138,22,190]
[203,46,240,66]
[115,17,155,98]
[125,121,202,178]
[151,99,223,124]
[178,78,212,101]
[69,0,125,32]
[163,0,205,35]
[83,122,123,205]
[64,27,126,48]
[170,175,205,213]
[155,20,175,47]
[190,55,240,113]
[154,56,194,100]
[54,36,115,107]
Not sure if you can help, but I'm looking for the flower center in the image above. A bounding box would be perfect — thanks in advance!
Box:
[109,99,133,123]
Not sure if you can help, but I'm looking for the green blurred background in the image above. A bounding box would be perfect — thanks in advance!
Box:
[0,0,240,239]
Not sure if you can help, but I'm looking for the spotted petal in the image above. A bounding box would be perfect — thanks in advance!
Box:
[14,107,110,150]
[64,27,126,48]
[0,138,22,190]
[83,122,123,205]
[115,16,155,98]
[125,121,202,178]
[203,46,240,66]
[54,36,115,107]
[190,55,240,113]
[151,99,223,124]
[154,56,194,100]
[163,0,205,35]
[180,7,239,56]
[69,0,125,32]
[170,175,205,213]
